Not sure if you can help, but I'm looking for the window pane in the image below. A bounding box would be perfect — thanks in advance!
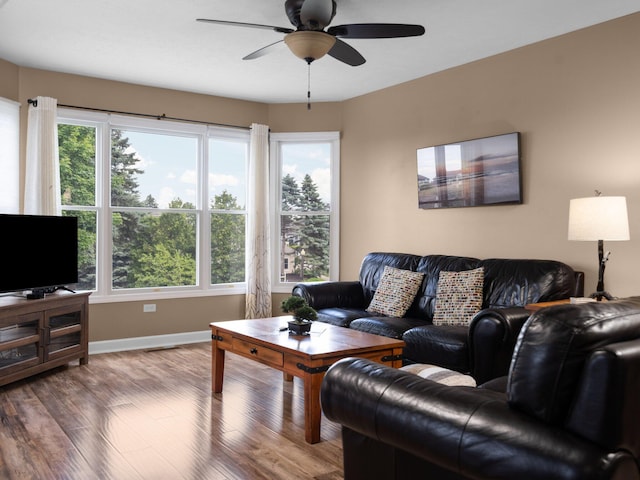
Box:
[0,97,20,213]
[279,214,330,282]
[209,139,247,209]
[63,210,97,291]
[281,143,331,212]
[112,129,198,209]
[112,211,197,289]
[211,212,245,284]
[59,124,96,206]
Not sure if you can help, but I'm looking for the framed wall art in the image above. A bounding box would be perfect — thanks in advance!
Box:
[417,132,522,209]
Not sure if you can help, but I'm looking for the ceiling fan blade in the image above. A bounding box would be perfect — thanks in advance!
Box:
[328,23,425,39]
[196,18,294,34]
[327,38,365,66]
[242,40,285,60]
[300,0,335,29]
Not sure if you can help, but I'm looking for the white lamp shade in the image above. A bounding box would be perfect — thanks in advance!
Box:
[284,31,336,61]
[568,196,630,241]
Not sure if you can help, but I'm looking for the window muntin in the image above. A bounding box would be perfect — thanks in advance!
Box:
[209,138,248,285]
[271,132,339,291]
[209,139,247,209]
[57,109,249,300]
[58,123,97,207]
[112,211,197,289]
[112,129,198,209]
[58,119,99,291]
[0,97,20,214]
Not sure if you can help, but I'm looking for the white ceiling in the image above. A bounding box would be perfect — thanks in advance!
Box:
[1,0,638,104]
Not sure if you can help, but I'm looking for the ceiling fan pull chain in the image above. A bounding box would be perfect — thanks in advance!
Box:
[307,61,312,110]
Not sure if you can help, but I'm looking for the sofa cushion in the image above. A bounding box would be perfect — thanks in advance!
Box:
[359,252,422,304]
[433,267,484,326]
[315,308,374,327]
[349,315,428,339]
[402,325,470,372]
[366,266,425,317]
[480,258,577,307]
[413,255,482,320]
[400,363,477,386]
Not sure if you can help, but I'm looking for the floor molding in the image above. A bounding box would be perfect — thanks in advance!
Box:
[88,330,210,355]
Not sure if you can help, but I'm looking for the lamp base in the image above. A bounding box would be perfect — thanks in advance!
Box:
[589,291,615,301]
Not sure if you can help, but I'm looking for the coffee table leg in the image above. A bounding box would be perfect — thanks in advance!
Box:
[303,371,324,444]
[212,343,225,393]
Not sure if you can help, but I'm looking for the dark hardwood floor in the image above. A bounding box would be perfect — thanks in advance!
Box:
[0,343,344,479]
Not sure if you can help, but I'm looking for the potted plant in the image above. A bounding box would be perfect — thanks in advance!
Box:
[281,296,318,335]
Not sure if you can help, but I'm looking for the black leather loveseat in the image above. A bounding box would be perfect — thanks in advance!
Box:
[321,297,640,480]
[293,252,583,383]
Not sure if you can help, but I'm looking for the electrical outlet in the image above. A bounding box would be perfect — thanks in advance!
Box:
[143,304,156,313]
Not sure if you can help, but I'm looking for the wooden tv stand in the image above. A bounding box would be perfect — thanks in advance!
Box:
[0,291,90,387]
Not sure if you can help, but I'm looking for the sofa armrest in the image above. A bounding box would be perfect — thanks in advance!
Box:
[567,339,640,451]
[321,357,638,480]
[292,281,366,310]
[573,271,585,297]
[468,307,531,384]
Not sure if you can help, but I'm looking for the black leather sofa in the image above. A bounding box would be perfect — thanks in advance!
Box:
[321,297,640,480]
[293,252,583,383]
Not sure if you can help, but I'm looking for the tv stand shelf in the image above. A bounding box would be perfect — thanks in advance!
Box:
[0,291,90,387]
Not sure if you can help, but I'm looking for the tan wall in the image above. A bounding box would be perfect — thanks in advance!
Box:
[10,70,297,342]
[0,58,19,100]
[89,295,247,341]
[339,13,640,299]
[17,67,269,128]
[2,13,639,342]
[267,102,343,132]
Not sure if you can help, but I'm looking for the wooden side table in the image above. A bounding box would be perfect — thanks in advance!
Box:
[524,299,571,312]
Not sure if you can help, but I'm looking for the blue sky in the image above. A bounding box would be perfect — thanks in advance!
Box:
[123,130,331,209]
[281,142,331,205]
[124,130,247,209]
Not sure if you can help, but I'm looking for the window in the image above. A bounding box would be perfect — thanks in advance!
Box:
[0,97,20,214]
[58,109,248,300]
[270,132,340,291]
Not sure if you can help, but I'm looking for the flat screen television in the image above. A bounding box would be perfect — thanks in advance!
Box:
[417,132,522,209]
[0,214,78,297]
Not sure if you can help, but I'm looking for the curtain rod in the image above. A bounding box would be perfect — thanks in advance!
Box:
[26,98,250,131]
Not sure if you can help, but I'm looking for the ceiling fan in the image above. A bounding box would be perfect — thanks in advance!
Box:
[196,0,426,66]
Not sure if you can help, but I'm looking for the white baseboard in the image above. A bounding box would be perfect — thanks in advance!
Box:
[89,330,210,355]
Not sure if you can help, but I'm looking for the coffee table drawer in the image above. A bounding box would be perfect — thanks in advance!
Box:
[232,338,283,368]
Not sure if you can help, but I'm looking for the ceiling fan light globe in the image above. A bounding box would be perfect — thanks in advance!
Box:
[284,31,336,62]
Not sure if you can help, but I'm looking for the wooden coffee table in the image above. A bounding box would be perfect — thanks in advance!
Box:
[524,299,572,312]
[210,316,405,444]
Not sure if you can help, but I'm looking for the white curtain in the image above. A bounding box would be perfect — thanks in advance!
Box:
[245,123,272,319]
[24,96,61,216]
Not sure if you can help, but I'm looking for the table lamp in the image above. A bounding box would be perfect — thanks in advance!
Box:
[568,193,630,301]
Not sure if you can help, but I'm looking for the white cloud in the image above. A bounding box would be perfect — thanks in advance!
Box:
[124,146,153,169]
[210,173,239,187]
[282,164,297,176]
[180,169,197,185]
[312,168,331,202]
[158,186,176,208]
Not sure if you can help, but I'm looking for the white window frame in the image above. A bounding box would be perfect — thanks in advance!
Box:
[57,108,250,303]
[269,131,340,293]
[0,97,20,214]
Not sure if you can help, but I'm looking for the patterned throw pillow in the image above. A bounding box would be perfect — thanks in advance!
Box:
[433,267,484,326]
[366,266,425,317]
[400,363,477,387]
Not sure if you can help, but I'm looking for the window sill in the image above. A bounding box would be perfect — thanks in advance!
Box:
[86,285,246,304]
